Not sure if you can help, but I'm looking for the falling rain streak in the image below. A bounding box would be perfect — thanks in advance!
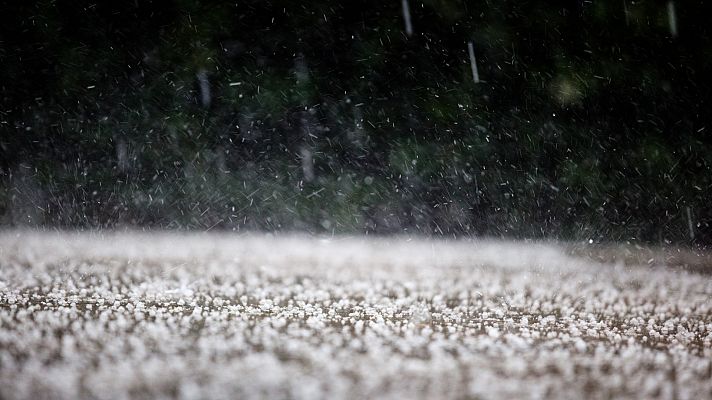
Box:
[467,41,480,84]
[686,206,695,240]
[196,69,211,108]
[402,0,413,37]
[667,1,678,37]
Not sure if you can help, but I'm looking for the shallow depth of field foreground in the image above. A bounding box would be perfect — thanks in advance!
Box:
[0,232,711,399]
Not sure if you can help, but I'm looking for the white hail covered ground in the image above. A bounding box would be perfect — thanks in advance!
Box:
[0,231,710,399]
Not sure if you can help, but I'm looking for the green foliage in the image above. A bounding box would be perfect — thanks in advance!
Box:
[1,0,711,243]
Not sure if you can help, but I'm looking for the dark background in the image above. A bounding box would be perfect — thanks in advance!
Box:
[1,0,711,244]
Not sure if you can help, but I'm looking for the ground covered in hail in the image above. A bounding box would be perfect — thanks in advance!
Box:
[0,231,710,399]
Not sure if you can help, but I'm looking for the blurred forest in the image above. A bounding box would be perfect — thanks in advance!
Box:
[1,0,711,243]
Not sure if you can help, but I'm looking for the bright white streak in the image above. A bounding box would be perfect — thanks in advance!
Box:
[196,69,211,108]
[467,41,480,84]
[402,0,413,37]
[686,206,694,240]
[667,1,678,37]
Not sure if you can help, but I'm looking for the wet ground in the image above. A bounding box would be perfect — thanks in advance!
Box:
[1,231,710,399]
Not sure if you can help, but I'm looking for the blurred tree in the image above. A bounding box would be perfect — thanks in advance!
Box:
[1,0,710,243]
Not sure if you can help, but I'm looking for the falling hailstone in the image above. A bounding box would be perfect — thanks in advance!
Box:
[402,0,413,37]
[196,68,211,108]
[467,41,480,84]
[300,147,315,183]
[667,1,678,38]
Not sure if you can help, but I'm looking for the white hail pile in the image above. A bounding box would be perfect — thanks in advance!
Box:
[0,231,710,399]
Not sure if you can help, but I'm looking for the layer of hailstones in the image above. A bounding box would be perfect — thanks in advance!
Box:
[0,231,711,400]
